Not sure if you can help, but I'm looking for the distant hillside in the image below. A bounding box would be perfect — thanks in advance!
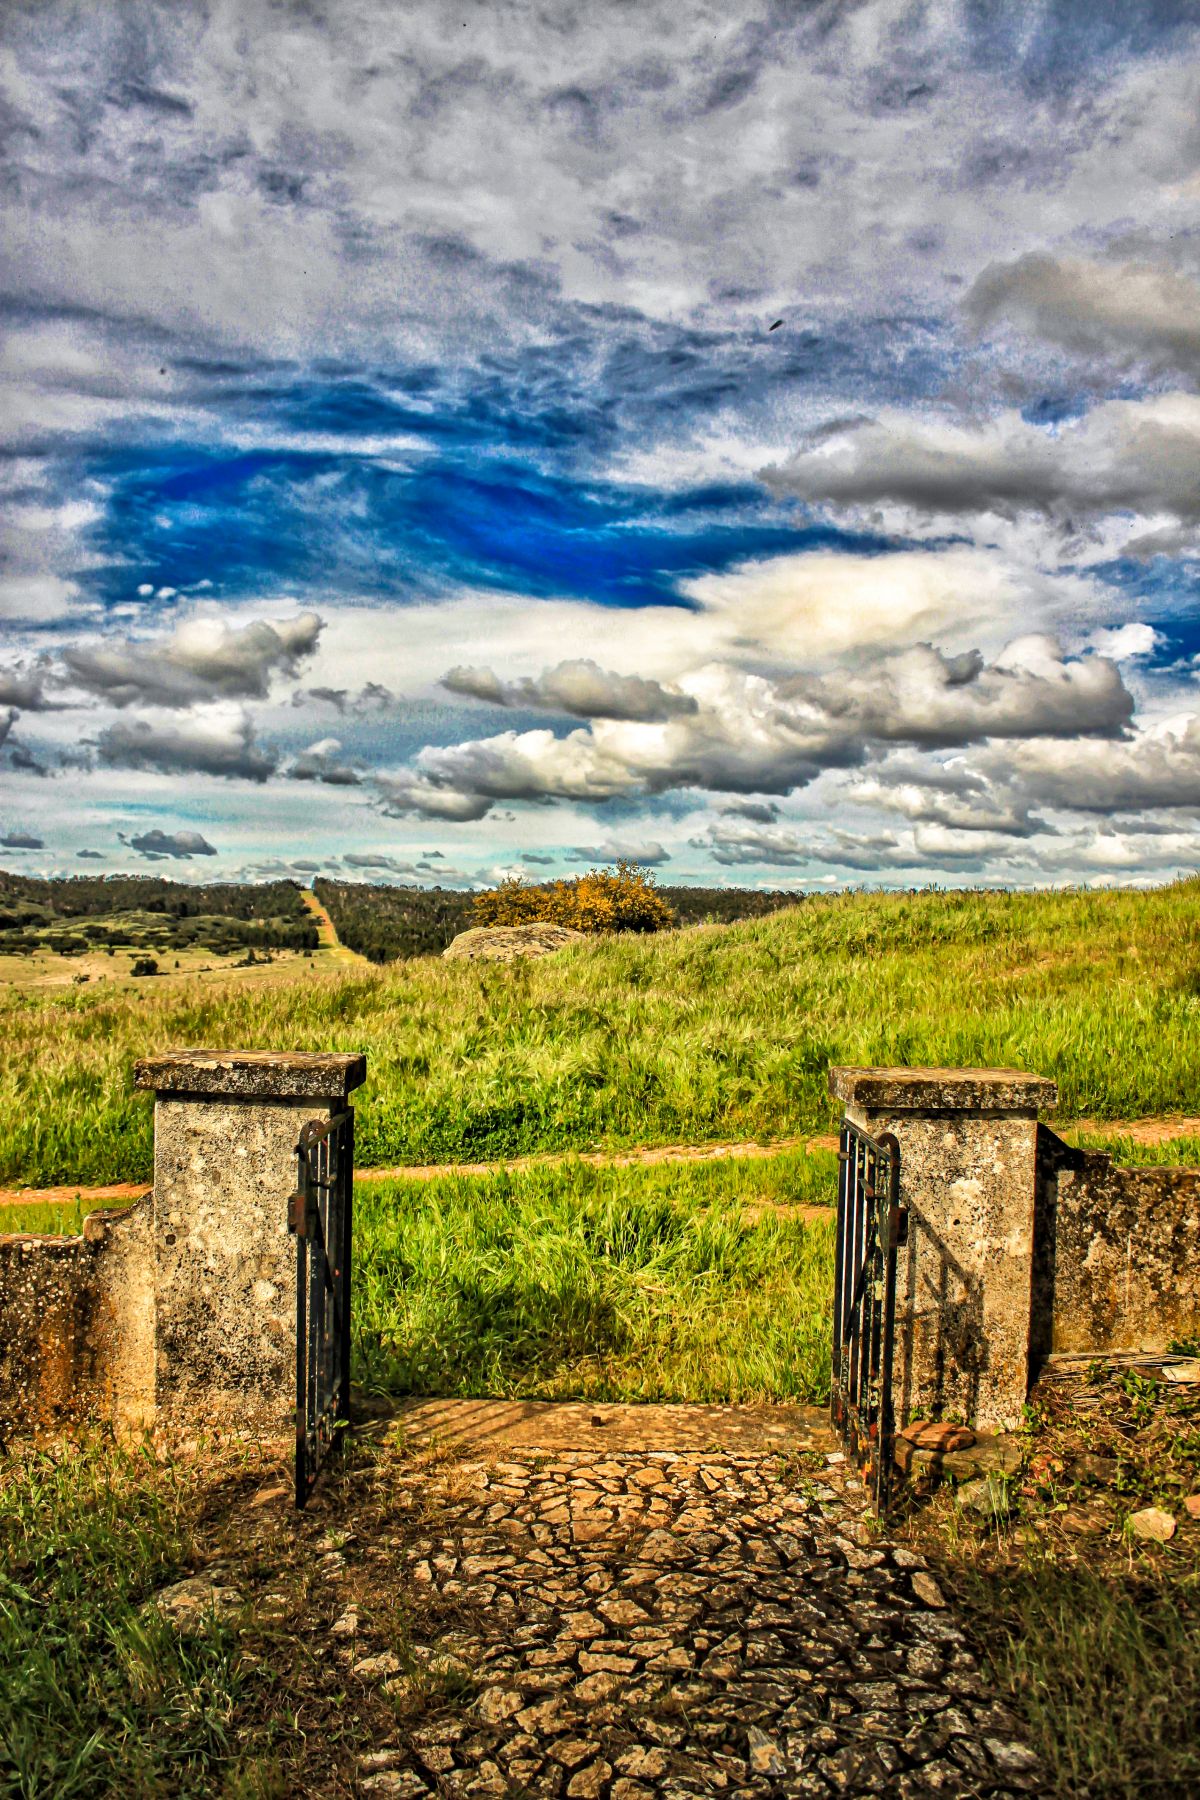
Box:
[314,877,803,962]
[0,871,318,957]
[659,887,801,927]
[4,878,1198,1187]
[314,879,474,962]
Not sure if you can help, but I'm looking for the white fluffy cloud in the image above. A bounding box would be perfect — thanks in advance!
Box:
[95,704,277,782]
[375,636,1132,821]
[64,612,323,708]
[442,660,697,722]
[762,394,1200,530]
[986,715,1200,813]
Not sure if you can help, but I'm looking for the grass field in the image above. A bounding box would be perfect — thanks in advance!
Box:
[1,878,1197,1188]
[354,1150,837,1405]
[0,1439,240,1799]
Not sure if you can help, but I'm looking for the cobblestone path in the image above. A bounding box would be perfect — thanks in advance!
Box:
[346,1441,1040,1798]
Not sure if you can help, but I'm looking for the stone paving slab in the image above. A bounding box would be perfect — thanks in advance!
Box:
[391,1400,835,1457]
[334,1438,1039,1797]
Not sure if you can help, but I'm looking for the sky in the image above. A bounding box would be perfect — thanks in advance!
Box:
[2,0,1200,892]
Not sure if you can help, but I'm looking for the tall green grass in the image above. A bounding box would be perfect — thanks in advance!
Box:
[2,880,1197,1185]
[0,1439,260,1799]
[955,1558,1200,1798]
[353,1151,837,1404]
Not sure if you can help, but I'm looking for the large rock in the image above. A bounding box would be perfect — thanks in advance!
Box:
[442,923,586,963]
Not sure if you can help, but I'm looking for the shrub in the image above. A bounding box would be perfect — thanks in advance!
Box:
[130,956,159,977]
[472,861,677,935]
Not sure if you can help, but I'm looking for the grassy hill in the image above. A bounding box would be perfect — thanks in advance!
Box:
[313,876,809,962]
[1,878,1197,1185]
[0,871,318,962]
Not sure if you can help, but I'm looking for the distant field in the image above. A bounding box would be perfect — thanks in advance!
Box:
[0,870,320,990]
[355,1151,837,1405]
[0,879,1197,1187]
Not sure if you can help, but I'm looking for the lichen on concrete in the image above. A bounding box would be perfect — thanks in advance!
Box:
[1036,1125,1200,1357]
[134,1048,367,1100]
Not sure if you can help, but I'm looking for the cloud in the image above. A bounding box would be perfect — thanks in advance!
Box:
[64,613,323,708]
[378,636,1132,820]
[443,659,698,722]
[375,769,494,822]
[565,838,670,865]
[76,848,104,859]
[304,686,349,712]
[300,681,394,715]
[0,662,58,710]
[8,742,46,776]
[966,254,1200,376]
[1024,824,1200,876]
[287,737,362,786]
[1085,624,1162,662]
[343,853,415,871]
[124,828,217,859]
[0,830,44,849]
[700,821,811,867]
[762,395,1200,529]
[986,716,1200,813]
[95,705,277,781]
[697,819,1020,874]
[0,709,17,748]
[720,800,780,824]
[0,574,84,621]
[843,764,1043,836]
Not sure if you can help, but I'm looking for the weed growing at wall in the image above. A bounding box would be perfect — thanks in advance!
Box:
[0,1438,259,1798]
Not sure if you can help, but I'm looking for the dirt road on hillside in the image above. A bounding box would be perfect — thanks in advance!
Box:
[298,887,369,966]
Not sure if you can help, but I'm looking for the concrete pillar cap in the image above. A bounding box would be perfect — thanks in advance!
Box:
[829,1065,1057,1114]
[134,1048,366,1101]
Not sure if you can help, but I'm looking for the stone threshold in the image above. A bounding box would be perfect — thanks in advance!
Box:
[377,1396,835,1457]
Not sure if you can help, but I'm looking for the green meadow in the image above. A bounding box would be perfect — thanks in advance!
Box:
[353,1150,837,1406]
[1,878,1197,1189]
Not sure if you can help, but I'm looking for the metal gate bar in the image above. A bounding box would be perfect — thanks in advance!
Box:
[831,1119,904,1511]
[289,1108,354,1508]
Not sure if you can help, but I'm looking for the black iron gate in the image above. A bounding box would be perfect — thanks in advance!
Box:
[289,1109,354,1507]
[831,1119,905,1511]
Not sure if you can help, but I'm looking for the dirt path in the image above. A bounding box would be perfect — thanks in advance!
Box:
[299,886,370,967]
[4,1114,1198,1213]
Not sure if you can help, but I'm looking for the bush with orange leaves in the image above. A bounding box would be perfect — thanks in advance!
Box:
[472,861,677,935]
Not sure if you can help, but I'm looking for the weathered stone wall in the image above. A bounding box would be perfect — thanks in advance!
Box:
[0,1199,152,1438]
[0,1229,97,1437]
[0,1048,365,1442]
[1035,1126,1200,1361]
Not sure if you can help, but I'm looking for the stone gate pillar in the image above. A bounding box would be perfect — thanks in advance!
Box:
[133,1049,366,1434]
[829,1066,1056,1433]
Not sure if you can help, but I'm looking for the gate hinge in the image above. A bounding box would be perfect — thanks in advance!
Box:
[287,1188,308,1237]
[888,1204,909,1250]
